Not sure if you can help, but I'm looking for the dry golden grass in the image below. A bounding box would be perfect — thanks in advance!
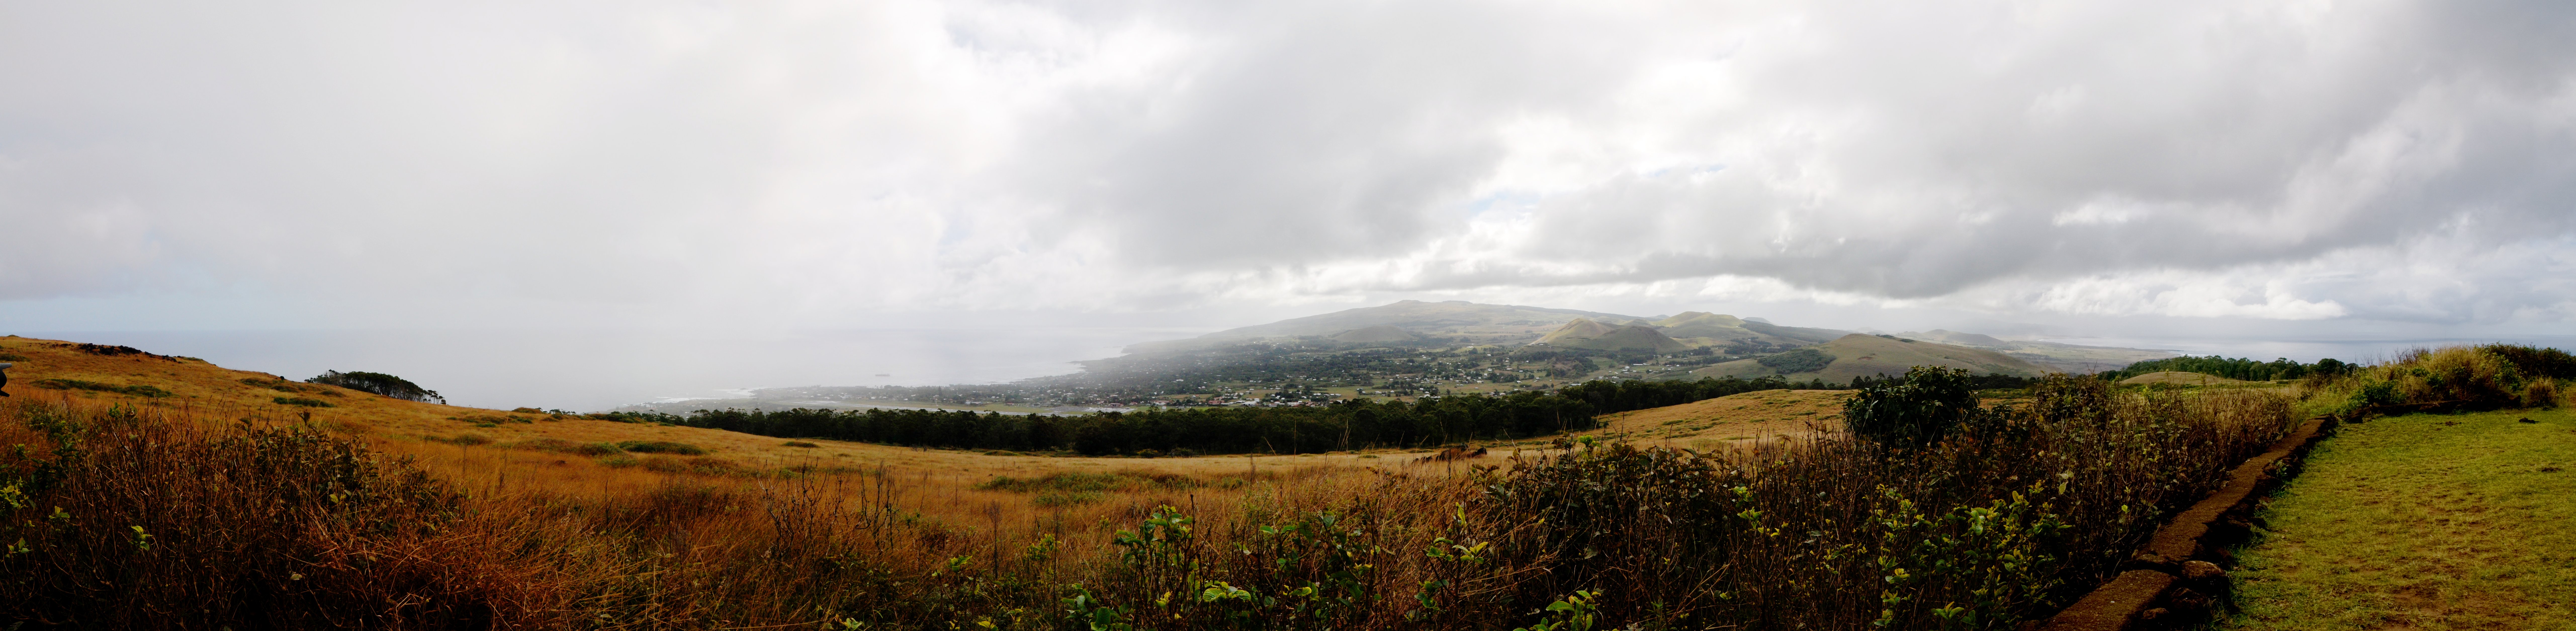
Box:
[1593,388,1850,449]
[0,334,1478,584]
[3,340,2316,629]
[0,333,1436,492]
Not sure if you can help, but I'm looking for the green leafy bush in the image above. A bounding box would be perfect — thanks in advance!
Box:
[273,397,334,408]
[1841,366,1985,447]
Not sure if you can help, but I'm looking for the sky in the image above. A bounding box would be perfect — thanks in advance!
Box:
[5,1,2575,405]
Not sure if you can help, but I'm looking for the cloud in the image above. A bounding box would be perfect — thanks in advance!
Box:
[1,0,2572,329]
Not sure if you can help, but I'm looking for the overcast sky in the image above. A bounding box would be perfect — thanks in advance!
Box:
[5,1,2574,343]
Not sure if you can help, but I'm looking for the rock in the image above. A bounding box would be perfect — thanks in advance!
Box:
[2182,560,2226,580]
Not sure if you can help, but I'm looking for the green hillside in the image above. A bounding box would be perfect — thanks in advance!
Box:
[1693,334,2052,382]
[1530,318,1689,352]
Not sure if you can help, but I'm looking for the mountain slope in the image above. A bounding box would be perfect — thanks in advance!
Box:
[1693,334,2053,382]
[1129,300,1642,351]
[1329,325,1425,344]
[1530,318,1688,352]
[1893,329,2177,373]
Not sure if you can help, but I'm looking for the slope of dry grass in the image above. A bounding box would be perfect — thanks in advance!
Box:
[1593,388,1849,449]
[0,335,2312,629]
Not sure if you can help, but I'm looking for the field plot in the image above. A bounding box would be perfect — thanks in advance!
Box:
[2228,408,2576,630]
[1594,388,1849,447]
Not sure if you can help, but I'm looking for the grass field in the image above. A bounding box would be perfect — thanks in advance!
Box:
[2226,407,2576,630]
[0,334,1432,564]
[1592,388,1849,448]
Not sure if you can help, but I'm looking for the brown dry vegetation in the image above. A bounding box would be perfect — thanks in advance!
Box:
[0,335,2310,629]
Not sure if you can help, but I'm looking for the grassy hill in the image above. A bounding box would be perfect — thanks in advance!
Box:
[1692,334,2052,382]
[0,335,1408,473]
[1593,389,1850,449]
[1895,329,2178,373]
[1530,318,1688,352]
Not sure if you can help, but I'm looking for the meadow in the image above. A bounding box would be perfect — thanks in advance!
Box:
[2,368,2294,629]
[15,337,2567,629]
[2223,407,2576,629]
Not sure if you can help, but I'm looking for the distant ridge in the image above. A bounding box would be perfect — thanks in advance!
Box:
[1693,334,2051,382]
[1127,300,1641,352]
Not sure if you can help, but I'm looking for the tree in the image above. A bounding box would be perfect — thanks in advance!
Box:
[307,370,445,404]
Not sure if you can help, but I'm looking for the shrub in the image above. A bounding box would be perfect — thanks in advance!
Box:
[1842,366,1986,447]
[0,401,547,628]
[2356,346,2524,410]
[615,440,708,455]
[306,370,445,404]
[2525,377,2563,409]
[2479,344,2576,380]
[273,397,334,408]
[782,441,821,448]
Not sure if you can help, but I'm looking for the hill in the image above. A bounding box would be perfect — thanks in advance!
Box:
[1127,300,1639,352]
[1894,329,2177,373]
[1692,334,2053,382]
[0,335,1417,472]
[1530,318,1688,352]
[1593,389,1851,448]
[1328,324,1425,344]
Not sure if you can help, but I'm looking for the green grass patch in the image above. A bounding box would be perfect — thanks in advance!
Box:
[977,470,1204,495]
[615,440,708,455]
[505,438,624,456]
[429,433,493,446]
[33,378,171,398]
[272,397,334,407]
[2225,408,2576,629]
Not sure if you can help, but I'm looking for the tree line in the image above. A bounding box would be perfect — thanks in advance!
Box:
[2099,356,2352,383]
